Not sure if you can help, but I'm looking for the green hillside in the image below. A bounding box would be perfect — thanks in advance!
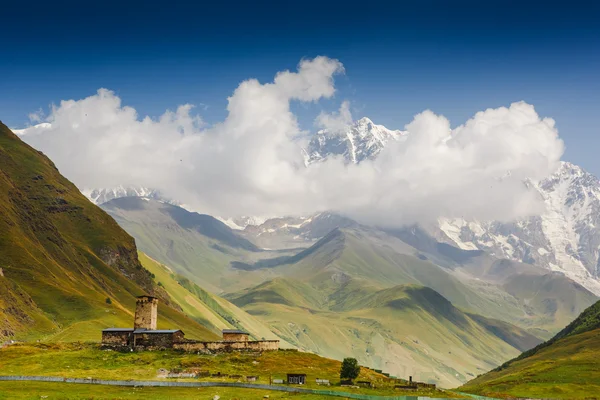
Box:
[235,227,594,336]
[101,197,280,293]
[0,121,217,342]
[228,277,541,388]
[459,300,600,398]
[138,252,290,345]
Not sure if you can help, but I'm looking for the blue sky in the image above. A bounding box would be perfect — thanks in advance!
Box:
[2,0,599,173]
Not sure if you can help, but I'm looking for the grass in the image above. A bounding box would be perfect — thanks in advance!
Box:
[459,328,600,399]
[0,381,334,400]
[0,343,460,398]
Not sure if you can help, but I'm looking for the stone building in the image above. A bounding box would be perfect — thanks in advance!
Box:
[101,296,184,349]
[134,295,158,330]
[101,295,279,352]
[222,329,249,342]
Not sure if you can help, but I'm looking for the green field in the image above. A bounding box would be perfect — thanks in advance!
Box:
[0,381,334,400]
[0,343,460,398]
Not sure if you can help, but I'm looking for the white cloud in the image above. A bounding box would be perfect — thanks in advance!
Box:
[15,56,564,226]
[315,100,353,132]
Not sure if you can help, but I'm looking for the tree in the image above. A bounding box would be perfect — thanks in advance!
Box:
[105,297,112,305]
[340,358,360,381]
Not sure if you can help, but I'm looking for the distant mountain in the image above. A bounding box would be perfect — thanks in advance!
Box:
[235,225,597,336]
[228,276,541,388]
[100,197,268,293]
[0,121,217,342]
[82,186,178,206]
[302,118,600,296]
[433,162,600,296]
[460,299,600,398]
[238,212,358,249]
[303,117,406,165]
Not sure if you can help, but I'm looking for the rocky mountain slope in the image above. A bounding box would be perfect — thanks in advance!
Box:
[0,121,217,341]
[432,162,600,295]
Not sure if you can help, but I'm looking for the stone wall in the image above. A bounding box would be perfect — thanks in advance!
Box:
[174,340,279,353]
[133,331,183,349]
[101,331,131,346]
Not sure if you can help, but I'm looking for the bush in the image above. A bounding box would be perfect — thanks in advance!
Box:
[340,358,360,381]
[105,297,112,305]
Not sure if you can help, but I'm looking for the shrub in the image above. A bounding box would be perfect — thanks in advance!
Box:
[340,358,360,381]
[105,297,112,305]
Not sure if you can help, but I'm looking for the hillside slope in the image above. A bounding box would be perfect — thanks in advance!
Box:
[138,252,290,346]
[100,197,274,293]
[459,300,600,398]
[0,121,218,342]
[228,278,541,388]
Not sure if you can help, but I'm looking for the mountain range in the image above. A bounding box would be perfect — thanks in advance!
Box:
[83,116,600,296]
[10,117,600,387]
[96,193,600,386]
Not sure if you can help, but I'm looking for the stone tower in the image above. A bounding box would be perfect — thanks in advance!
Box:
[134,295,158,330]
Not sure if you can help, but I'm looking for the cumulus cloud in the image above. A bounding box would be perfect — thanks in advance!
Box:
[315,100,353,132]
[15,56,564,226]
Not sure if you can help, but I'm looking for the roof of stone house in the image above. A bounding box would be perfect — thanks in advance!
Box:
[222,329,249,334]
[102,328,135,332]
[133,329,183,334]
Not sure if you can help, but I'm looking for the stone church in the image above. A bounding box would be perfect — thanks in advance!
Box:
[101,295,279,352]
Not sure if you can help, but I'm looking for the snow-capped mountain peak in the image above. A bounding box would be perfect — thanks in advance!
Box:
[304,116,406,165]
[82,186,179,206]
[435,160,600,295]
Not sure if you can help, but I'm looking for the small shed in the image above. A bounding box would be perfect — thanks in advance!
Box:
[222,329,250,342]
[287,374,306,385]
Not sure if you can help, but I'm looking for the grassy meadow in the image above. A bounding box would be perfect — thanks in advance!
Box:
[459,328,600,399]
[0,381,335,400]
[0,343,462,398]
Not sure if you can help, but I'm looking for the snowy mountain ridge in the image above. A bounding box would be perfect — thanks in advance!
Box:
[303,117,407,165]
[433,161,600,295]
[82,186,179,206]
[302,119,600,295]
